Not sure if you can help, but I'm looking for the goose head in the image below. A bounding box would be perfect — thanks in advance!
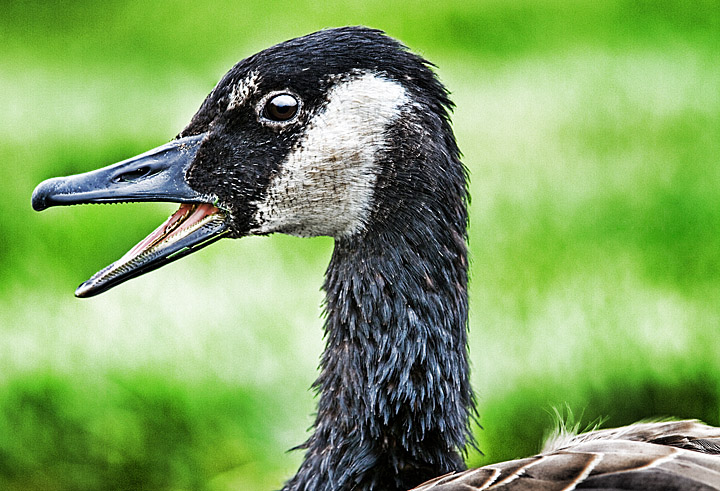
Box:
[32,26,463,298]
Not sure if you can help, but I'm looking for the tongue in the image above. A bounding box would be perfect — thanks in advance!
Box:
[120,203,219,263]
[178,203,221,231]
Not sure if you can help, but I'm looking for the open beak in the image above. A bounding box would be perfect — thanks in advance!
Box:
[31,133,230,298]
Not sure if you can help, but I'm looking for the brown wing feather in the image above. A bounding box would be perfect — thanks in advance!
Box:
[412,420,720,491]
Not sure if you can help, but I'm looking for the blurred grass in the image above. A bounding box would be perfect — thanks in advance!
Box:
[2,0,720,489]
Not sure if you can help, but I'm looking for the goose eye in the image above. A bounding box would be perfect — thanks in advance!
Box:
[263,94,299,122]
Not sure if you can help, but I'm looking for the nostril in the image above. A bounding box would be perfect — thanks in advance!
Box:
[114,166,153,183]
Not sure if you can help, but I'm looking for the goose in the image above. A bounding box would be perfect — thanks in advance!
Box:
[32,27,720,491]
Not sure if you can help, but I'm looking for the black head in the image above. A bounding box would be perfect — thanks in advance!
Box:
[31,26,465,296]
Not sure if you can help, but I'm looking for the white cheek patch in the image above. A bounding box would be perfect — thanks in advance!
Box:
[252,72,409,238]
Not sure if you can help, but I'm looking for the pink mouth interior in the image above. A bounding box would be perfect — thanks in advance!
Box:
[121,203,221,262]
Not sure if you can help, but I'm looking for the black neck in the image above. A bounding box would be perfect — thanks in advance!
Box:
[284,188,474,490]
[282,80,473,490]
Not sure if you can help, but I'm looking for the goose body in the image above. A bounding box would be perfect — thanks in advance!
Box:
[415,421,720,490]
[32,27,720,490]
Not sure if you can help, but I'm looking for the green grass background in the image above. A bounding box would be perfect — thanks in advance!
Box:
[2,0,719,489]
